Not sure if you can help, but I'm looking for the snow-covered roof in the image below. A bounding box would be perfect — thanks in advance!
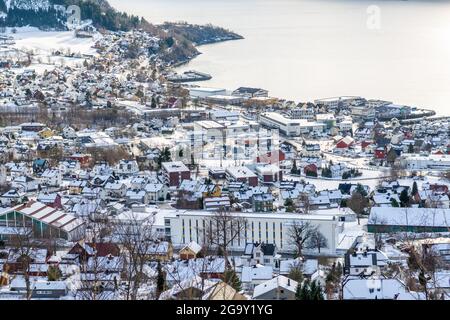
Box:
[343,276,424,300]
[241,265,273,282]
[253,275,298,298]
[182,241,202,254]
[5,201,84,233]
[369,207,450,228]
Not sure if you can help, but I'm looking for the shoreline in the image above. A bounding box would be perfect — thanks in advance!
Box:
[170,36,243,68]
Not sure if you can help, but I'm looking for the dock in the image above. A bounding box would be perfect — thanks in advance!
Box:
[167,70,212,83]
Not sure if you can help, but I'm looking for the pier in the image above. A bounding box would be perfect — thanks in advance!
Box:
[167,70,212,83]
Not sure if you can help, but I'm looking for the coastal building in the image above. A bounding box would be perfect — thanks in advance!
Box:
[351,105,376,120]
[189,87,227,98]
[232,87,268,98]
[260,112,325,137]
[314,96,361,109]
[288,103,315,120]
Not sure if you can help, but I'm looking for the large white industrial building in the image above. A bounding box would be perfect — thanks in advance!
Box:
[165,210,341,254]
[259,112,325,137]
[399,155,450,170]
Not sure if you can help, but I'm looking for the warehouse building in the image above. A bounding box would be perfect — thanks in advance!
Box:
[0,201,85,241]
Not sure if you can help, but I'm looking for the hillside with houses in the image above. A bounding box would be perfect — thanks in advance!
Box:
[0,2,448,302]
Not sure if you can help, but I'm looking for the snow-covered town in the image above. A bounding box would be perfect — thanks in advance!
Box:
[0,2,449,303]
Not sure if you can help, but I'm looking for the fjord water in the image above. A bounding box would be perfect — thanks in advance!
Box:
[110,0,450,115]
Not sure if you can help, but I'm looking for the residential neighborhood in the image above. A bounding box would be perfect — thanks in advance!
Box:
[0,0,448,303]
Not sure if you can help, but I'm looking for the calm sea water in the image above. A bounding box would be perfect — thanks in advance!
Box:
[110,0,450,115]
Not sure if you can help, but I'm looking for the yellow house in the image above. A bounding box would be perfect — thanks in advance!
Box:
[202,184,222,198]
[145,241,173,262]
[38,128,54,139]
[179,241,202,260]
[203,282,247,300]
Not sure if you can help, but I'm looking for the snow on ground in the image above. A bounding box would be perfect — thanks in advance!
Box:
[382,243,408,261]
[10,27,100,56]
[3,27,101,71]
[286,170,385,191]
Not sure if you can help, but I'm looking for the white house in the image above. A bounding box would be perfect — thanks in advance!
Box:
[144,183,168,202]
[40,169,62,187]
[342,276,424,300]
[12,175,38,192]
[116,160,139,176]
[104,182,127,198]
[344,250,389,276]
[252,275,298,300]
[241,265,273,291]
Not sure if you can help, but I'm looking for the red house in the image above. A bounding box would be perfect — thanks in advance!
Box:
[68,154,91,167]
[68,241,120,263]
[336,136,355,149]
[374,147,386,159]
[37,192,62,209]
[226,167,259,187]
[162,161,191,187]
[256,150,286,164]
[303,164,318,175]
[429,184,449,193]
[361,141,373,151]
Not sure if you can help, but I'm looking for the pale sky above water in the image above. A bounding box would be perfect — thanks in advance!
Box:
[110,0,450,115]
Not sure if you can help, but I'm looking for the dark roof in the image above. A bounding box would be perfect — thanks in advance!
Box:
[260,243,276,256]
[338,183,353,194]
[234,87,265,94]
[69,242,120,257]
[87,243,120,257]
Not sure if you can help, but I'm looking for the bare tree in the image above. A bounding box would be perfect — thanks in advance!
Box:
[76,220,120,301]
[162,256,221,300]
[204,211,247,263]
[114,212,158,300]
[347,191,369,225]
[307,229,328,253]
[287,221,317,257]
[297,194,311,214]
[9,228,37,300]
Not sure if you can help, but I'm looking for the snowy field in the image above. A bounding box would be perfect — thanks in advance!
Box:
[10,27,100,56]
[2,27,101,72]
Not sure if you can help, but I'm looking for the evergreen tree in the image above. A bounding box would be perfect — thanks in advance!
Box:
[157,147,171,168]
[223,268,242,291]
[47,265,62,281]
[284,198,295,213]
[390,198,400,207]
[296,279,324,300]
[288,266,304,283]
[151,96,157,109]
[355,183,368,197]
[412,181,418,197]
[309,280,324,300]
[295,280,310,300]
[291,159,298,175]
[399,189,410,207]
[156,261,166,297]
